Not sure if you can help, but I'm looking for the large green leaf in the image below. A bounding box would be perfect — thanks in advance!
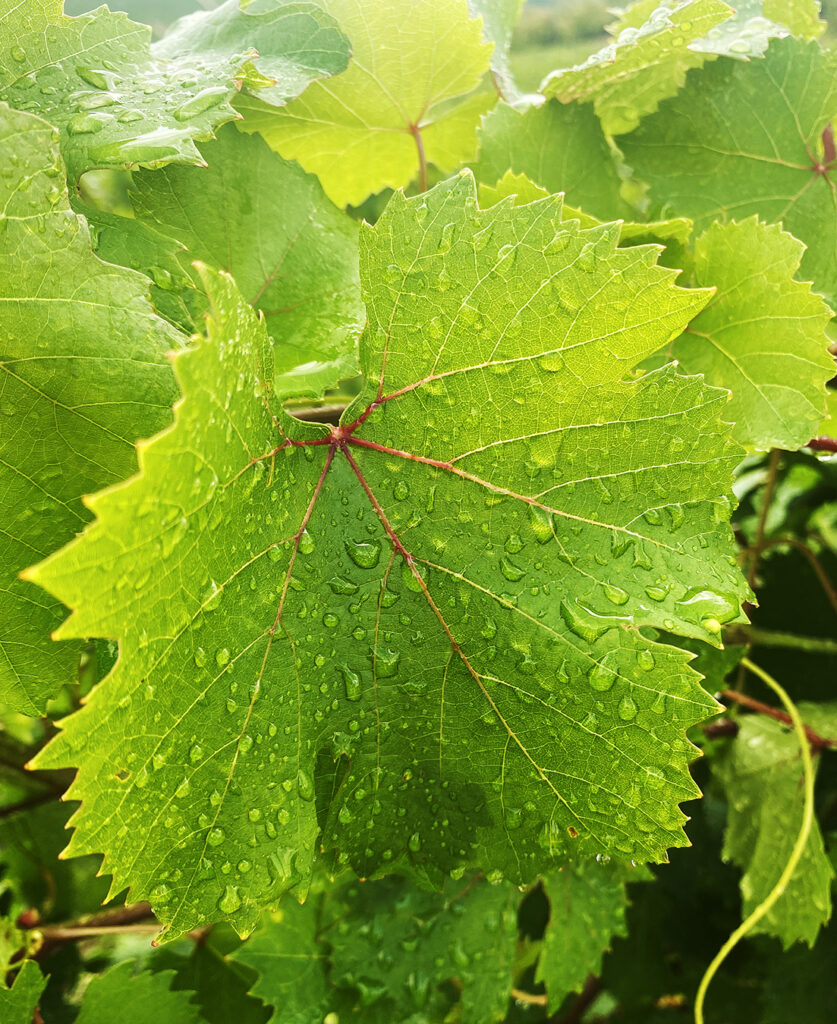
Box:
[0,104,181,715]
[236,0,494,207]
[0,0,350,181]
[536,861,642,1011]
[620,38,837,307]
[76,963,203,1024]
[541,0,732,136]
[668,219,833,450]
[716,709,835,947]
[473,100,633,220]
[92,126,363,397]
[30,174,748,938]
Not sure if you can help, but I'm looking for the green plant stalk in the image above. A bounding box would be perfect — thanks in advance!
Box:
[694,657,815,1024]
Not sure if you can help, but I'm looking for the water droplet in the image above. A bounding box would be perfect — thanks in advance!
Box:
[67,112,107,135]
[618,695,638,721]
[10,45,26,62]
[500,556,525,582]
[328,576,357,595]
[248,807,261,822]
[174,85,229,121]
[218,884,241,914]
[341,666,362,701]
[322,611,339,629]
[77,66,110,89]
[298,531,315,555]
[194,647,207,668]
[376,648,400,678]
[175,777,191,798]
[117,109,143,123]
[237,859,252,874]
[603,584,628,605]
[504,534,523,554]
[298,768,314,801]
[677,587,739,626]
[408,832,422,853]
[560,599,617,643]
[207,827,225,847]
[588,655,618,691]
[345,538,381,569]
[637,650,655,671]
[645,585,668,602]
[393,480,409,500]
[438,221,455,252]
[216,648,231,668]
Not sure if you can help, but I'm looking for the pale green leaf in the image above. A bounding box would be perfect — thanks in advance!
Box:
[0,961,45,1024]
[0,104,181,715]
[467,0,525,101]
[717,709,836,948]
[536,861,644,1011]
[76,963,203,1024]
[97,125,364,397]
[235,0,493,206]
[671,218,833,450]
[541,0,732,136]
[29,174,747,938]
[620,38,837,307]
[0,0,350,180]
[473,99,633,219]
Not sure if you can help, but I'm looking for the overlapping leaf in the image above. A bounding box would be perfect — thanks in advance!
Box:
[536,861,645,1011]
[76,963,203,1024]
[620,38,837,307]
[0,961,45,1024]
[29,173,748,939]
[666,219,833,450]
[0,104,181,715]
[0,0,350,180]
[236,0,494,206]
[467,0,526,102]
[91,126,363,396]
[474,100,633,219]
[716,708,836,947]
[541,0,731,136]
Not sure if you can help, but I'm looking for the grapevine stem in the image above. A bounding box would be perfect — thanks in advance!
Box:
[409,123,428,192]
[746,448,781,592]
[727,625,837,656]
[721,687,836,748]
[694,658,815,1024]
[808,436,837,453]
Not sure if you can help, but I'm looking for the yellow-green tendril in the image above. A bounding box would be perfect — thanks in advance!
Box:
[694,657,815,1024]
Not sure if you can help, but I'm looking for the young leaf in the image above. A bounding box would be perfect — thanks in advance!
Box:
[0,0,350,181]
[716,711,835,948]
[536,861,644,1011]
[474,100,633,220]
[29,174,748,938]
[620,38,837,307]
[94,126,363,396]
[235,0,494,206]
[541,0,732,136]
[0,961,45,1024]
[0,104,181,715]
[76,963,203,1024]
[669,219,833,450]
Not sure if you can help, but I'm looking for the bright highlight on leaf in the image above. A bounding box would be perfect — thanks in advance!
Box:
[236,0,495,206]
[0,104,181,715]
[0,0,351,180]
[29,172,747,938]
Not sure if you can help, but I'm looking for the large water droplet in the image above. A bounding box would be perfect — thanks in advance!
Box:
[618,695,638,721]
[298,768,315,801]
[346,538,381,569]
[218,884,241,914]
[341,665,362,701]
[174,85,229,121]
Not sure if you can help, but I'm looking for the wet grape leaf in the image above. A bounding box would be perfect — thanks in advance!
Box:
[90,125,363,397]
[0,104,181,715]
[0,0,350,180]
[620,38,837,307]
[541,0,731,136]
[668,218,833,450]
[717,708,836,947]
[236,0,494,207]
[29,173,748,939]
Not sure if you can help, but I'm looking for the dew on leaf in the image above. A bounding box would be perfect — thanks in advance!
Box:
[345,538,381,568]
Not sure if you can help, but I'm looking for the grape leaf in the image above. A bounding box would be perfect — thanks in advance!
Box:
[0,104,181,715]
[29,173,748,939]
[0,0,351,181]
[235,0,494,207]
[541,0,732,136]
[236,873,518,1024]
[473,99,633,220]
[76,963,203,1024]
[668,219,833,450]
[716,709,836,947]
[0,961,45,1024]
[536,861,644,1011]
[91,125,363,397]
[233,899,328,1024]
[467,0,525,102]
[620,38,837,308]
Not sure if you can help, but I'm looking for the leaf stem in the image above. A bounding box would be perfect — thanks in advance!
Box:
[409,123,428,192]
[725,624,837,655]
[721,687,836,749]
[746,448,781,592]
[694,658,815,1024]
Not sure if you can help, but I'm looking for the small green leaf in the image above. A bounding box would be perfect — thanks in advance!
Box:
[76,963,203,1024]
[542,0,732,136]
[0,961,45,1024]
[0,0,351,180]
[621,38,837,307]
[236,0,494,206]
[717,710,835,948]
[0,104,181,715]
[474,99,633,220]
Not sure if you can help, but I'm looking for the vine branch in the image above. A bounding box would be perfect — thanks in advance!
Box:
[721,687,837,749]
